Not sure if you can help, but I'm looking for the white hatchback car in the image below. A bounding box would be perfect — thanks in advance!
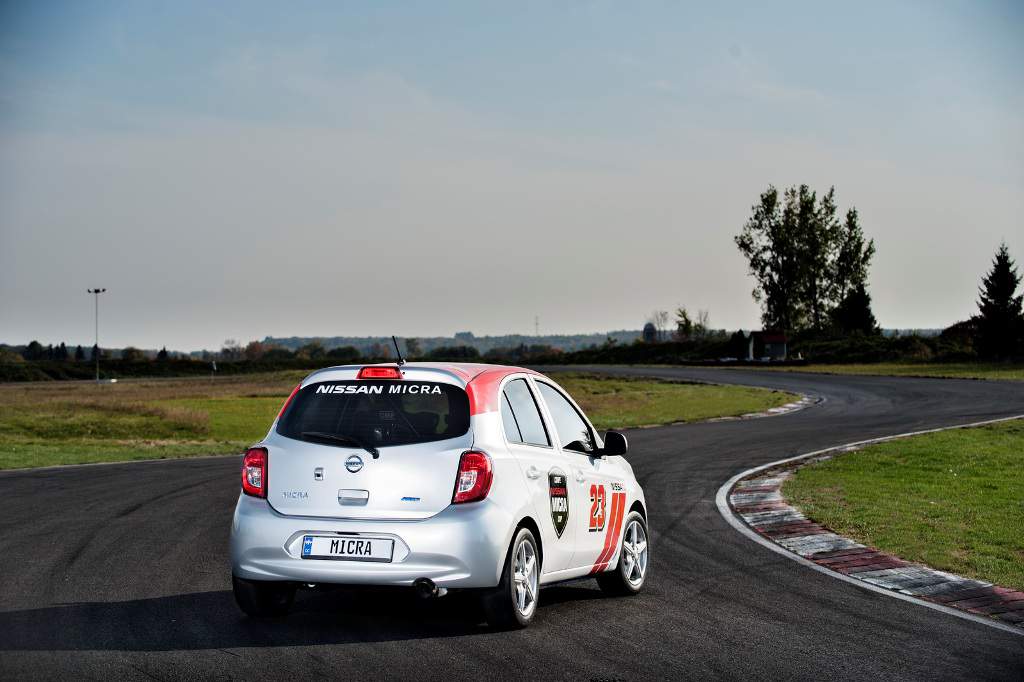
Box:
[230,362,649,628]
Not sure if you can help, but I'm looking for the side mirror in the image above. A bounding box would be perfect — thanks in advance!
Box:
[602,430,628,457]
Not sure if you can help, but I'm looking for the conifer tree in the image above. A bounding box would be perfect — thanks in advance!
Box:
[976,243,1023,357]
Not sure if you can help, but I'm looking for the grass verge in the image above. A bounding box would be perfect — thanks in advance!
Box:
[0,370,796,470]
[783,419,1024,591]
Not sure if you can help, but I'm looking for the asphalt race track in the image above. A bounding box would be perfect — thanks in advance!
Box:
[1,367,1023,680]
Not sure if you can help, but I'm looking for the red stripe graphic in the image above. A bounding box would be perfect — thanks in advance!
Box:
[590,492,625,574]
[589,494,618,574]
[594,493,625,573]
[602,493,627,572]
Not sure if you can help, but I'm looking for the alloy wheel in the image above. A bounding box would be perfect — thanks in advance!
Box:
[512,536,539,618]
[622,519,648,587]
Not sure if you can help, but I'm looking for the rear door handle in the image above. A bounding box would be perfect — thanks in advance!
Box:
[526,465,541,479]
[574,469,585,483]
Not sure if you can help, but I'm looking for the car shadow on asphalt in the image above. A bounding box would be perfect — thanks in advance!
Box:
[0,583,607,651]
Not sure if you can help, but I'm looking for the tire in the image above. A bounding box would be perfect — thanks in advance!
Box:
[232,574,296,618]
[482,527,540,629]
[596,511,649,596]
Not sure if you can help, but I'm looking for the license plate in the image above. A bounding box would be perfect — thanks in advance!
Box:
[301,535,394,562]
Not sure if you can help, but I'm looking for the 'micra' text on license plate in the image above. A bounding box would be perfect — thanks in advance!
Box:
[301,535,394,562]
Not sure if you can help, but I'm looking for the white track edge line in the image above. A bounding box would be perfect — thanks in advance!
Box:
[713,392,823,421]
[715,413,1024,638]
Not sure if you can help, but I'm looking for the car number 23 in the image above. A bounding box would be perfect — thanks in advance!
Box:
[589,484,606,532]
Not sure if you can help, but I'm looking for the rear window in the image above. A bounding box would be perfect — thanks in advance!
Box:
[277,380,470,448]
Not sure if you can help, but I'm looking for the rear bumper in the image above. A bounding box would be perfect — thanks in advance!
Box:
[230,494,512,589]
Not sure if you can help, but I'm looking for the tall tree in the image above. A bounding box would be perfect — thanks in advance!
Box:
[830,207,878,334]
[74,345,85,361]
[795,185,839,330]
[832,208,875,301]
[735,187,805,332]
[975,243,1023,358]
[736,184,874,334]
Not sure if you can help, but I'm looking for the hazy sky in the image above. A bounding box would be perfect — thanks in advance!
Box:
[1,1,1021,350]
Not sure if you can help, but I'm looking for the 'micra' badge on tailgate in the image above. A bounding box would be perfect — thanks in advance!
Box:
[549,469,569,538]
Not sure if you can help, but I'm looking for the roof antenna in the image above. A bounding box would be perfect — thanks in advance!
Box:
[391,336,406,366]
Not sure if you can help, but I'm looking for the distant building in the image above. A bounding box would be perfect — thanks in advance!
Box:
[642,323,657,343]
[758,332,788,360]
[737,331,788,361]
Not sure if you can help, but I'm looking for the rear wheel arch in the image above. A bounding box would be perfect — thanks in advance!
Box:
[629,499,646,522]
[506,515,543,575]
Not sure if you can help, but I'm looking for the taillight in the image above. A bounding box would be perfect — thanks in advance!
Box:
[452,450,493,504]
[358,366,403,380]
[241,447,268,498]
[276,384,301,420]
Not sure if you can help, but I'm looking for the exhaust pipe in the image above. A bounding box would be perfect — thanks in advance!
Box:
[413,578,448,599]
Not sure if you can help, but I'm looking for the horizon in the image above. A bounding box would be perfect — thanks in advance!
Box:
[2,324,951,355]
[1,2,1021,349]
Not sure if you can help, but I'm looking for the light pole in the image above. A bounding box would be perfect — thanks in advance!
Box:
[87,288,106,383]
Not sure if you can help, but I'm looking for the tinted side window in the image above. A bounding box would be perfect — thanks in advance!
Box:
[537,382,594,453]
[502,378,550,447]
[500,392,522,443]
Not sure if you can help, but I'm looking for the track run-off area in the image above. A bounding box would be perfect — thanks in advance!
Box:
[1,366,1022,680]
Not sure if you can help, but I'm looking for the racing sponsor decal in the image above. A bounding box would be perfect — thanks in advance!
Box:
[548,470,569,538]
[385,384,444,395]
[588,484,607,532]
[316,384,383,395]
[315,383,443,395]
[589,491,627,574]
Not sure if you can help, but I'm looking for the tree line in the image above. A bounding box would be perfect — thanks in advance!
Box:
[735,184,1022,358]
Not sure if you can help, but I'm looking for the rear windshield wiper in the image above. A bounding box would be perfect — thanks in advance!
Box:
[301,431,379,459]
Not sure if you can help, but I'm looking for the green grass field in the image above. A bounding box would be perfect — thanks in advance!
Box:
[0,371,304,469]
[0,371,795,470]
[784,419,1024,591]
[735,362,1024,381]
